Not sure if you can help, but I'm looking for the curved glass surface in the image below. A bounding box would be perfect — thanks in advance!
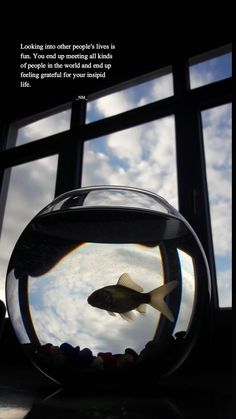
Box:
[6,186,211,385]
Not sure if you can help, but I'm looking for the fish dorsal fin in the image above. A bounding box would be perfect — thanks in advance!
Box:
[117,273,143,292]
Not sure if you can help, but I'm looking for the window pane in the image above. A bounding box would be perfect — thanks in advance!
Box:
[82,116,178,208]
[189,52,232,89]
[86,72,173,123]
[7,109,71,149]
[0,156,58,306]
[201,104,232,307]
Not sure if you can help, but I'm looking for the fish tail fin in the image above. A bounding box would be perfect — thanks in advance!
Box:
[149,281,178,322]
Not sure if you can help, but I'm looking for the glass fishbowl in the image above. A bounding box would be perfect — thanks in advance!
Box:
[6,186,211,388]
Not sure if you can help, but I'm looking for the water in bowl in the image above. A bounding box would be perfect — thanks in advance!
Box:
[6,186,210,385]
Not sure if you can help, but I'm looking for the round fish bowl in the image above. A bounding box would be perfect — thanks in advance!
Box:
[6,186,211,388]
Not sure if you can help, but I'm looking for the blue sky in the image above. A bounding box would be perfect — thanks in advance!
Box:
[86,72,173,123]
[189,52,232,88]
[0,50,232,318]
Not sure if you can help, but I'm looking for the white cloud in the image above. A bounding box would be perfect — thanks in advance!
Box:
[16,243,165,355]
[210,201,232,256]
[202,104,232,259]
[88,73,173,122]
[7,238,198,356]
[107,126,143,165]
[151,74,174,101]
[0,407,30,419]
[206,167,231,203]
[83,98,231,308]
[82,117,178,208]
[189,68,214,89]
[189,53,231,89]
[0,156,58,305]
[16,109,71,146]
[94,90,134,118]
[136,75,173,107]
[217,269,232,307]
[202,105,231,171]
[1,70,231,319]
[81,189,170,214]
[201,104,231,307]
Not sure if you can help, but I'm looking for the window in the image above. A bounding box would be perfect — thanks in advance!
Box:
[7,108,71,149]
[202,104,232,307]
[189,48,232,89]
[86,69,173,122]
[82,116,178,207]
[0,43,232,313]
[0,156,58,305]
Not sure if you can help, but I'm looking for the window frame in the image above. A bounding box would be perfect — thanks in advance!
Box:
[0,45,232,312]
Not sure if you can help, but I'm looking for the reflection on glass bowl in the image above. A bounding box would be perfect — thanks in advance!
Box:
[6,186,211,387]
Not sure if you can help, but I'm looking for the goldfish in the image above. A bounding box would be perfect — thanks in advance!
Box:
[87,273,178,322]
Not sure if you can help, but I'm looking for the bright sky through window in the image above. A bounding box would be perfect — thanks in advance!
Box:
[0,51,232,311]
[189,52,232,89]
[86,72,173,123]
[8,109,71,149]
[0,156,58,304]
[201,104,232,307]
[82,116,178,208]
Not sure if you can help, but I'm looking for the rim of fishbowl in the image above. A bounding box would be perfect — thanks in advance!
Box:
[38,184,180,216]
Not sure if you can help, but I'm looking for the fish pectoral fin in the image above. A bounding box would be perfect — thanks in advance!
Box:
[117,273,144,292]
[107,311,116,316]
[136,304,147,315]
[119,311,135,321]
